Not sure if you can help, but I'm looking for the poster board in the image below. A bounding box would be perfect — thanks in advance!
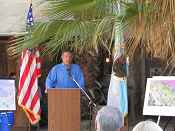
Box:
[143,77,175,116]
[0,79,16,110]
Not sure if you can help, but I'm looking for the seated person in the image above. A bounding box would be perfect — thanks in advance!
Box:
[132,120,163,131]
[95,106,123,131]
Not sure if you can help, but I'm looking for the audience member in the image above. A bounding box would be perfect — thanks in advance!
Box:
[132,120,163,131]
[95,106,124,131]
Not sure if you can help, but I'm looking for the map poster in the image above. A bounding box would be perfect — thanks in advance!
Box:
[0,79,16,110]
[143,77,175,116]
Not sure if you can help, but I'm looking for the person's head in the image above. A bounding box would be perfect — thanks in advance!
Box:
[9,72,16,78]
[95,106,123,131]
[61,50,73,65]
[132,120,163,131]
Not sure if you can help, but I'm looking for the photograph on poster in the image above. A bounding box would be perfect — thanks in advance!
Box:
[143,77,175,116]
[0,79,16,110]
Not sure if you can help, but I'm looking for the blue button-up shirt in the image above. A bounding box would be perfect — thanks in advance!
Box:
[45,63,85,89]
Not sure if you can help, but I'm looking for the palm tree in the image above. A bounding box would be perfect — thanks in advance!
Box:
[8,0,148,57]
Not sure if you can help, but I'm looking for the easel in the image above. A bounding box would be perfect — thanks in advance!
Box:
[156,116,174,131]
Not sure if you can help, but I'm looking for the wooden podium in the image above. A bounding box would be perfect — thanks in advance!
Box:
[48,88,80,131]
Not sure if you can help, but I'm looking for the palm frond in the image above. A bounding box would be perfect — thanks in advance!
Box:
[9,0,122,57]
[46,0,118,20]
[9,17,114,57]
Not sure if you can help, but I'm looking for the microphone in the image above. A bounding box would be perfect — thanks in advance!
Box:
[65,64,72,79]
[65,64,97,109]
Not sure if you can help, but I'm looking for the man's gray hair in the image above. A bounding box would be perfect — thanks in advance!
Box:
[96,106,124,131]
[132,120,163,131]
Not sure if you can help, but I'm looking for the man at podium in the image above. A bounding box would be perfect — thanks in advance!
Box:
[45,50,85,91]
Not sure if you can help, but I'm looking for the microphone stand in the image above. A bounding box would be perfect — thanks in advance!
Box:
[71,77,97,131]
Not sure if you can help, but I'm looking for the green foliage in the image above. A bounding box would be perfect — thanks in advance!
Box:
[8,0,151,58]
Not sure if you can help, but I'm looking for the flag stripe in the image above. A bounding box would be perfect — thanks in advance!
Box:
[18,55,36,104]
[33,99,40,113]
[21,68,37,105]
[26,109,37,122]
[25,79,38,109]
[18,52,30,96]
[30,90,40,110]
[18,52,34,96]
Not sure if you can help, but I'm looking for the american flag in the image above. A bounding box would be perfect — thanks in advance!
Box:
[18,49,41,124]
[27,3,34,26]
[18,3,41,124]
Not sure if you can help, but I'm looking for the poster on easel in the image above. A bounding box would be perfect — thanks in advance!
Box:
[0,79,16,110]
[143,77,175,116]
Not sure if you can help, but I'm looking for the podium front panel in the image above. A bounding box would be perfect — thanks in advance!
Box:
[48,88,80,131]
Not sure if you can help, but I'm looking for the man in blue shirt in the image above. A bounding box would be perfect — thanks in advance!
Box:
[45,51,85,92]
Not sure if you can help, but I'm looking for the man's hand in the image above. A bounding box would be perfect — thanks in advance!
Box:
[45,88,48,94]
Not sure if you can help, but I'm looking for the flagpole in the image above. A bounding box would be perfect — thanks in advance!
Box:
[28,121,31,131]
[37,122,40,131]
[27,1,32,128]
[27,0,32,4]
